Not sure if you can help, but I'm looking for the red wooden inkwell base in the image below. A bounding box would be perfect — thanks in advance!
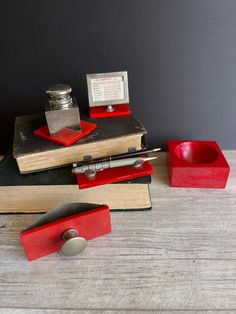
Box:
[76,160,154,189]
[89,104,131,118]
[34,120,97,146]
[168,140,230,188]
[20,204,111,261]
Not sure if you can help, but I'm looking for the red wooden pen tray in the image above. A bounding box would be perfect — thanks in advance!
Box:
[76,161,154,189]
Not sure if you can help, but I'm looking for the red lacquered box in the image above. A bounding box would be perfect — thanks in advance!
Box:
[168,140,230,188]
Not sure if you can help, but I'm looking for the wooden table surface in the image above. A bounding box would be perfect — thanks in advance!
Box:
[0,152,236,313]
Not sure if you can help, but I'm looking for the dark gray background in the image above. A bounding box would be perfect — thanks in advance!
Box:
[1,0,236,153]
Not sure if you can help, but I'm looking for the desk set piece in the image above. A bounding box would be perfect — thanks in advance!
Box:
[86,71,131,118]
[73,148,160,189]
[168,140,230,188]
[20,203,111,261]
[34,84,97,146]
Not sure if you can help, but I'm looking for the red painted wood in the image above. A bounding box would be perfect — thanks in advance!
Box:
[90,104,131,118]
[76,161,154,189]
[20,205,111,261]
[33,120,97,146]
[168,140,230,188]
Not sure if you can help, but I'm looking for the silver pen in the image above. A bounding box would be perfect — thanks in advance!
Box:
[75,147,161,166]
[72,156,157,174]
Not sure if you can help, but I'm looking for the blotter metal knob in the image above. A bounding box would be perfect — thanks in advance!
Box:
[60,229,87,257]
[45,84,81,135]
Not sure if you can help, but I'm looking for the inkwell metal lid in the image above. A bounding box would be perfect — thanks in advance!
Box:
[46,84,73,110]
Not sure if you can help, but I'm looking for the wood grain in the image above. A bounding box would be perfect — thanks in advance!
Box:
[0,151,236,312]
[0,310,235,314]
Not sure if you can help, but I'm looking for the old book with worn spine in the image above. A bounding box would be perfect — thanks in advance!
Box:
[13,113,146,173]
[0,154,152,213]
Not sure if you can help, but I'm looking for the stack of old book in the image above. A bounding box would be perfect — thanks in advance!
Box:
[0,113,153,212]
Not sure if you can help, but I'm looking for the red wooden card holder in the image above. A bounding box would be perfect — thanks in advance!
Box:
[76,161,154,189]
[168,140,230,188]
[89,104,131,118]
[34,120,97,146]
[20,204,111,261]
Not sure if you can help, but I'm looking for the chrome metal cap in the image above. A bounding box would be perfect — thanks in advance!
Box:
[46,84,73,110]
[46,84,72,96]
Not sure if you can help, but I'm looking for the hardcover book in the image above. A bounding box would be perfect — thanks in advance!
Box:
[0,154,152,213]
[13,113,146,173]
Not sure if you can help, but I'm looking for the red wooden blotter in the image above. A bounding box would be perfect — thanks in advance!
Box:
[20,204,111,261]
[76,161,154,189]
[90,104,131,118]
[34,120,97,146]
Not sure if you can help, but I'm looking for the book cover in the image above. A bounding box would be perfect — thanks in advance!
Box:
[13,113,146,173]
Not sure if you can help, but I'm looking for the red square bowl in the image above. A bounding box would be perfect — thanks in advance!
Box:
[168,140,230,188]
